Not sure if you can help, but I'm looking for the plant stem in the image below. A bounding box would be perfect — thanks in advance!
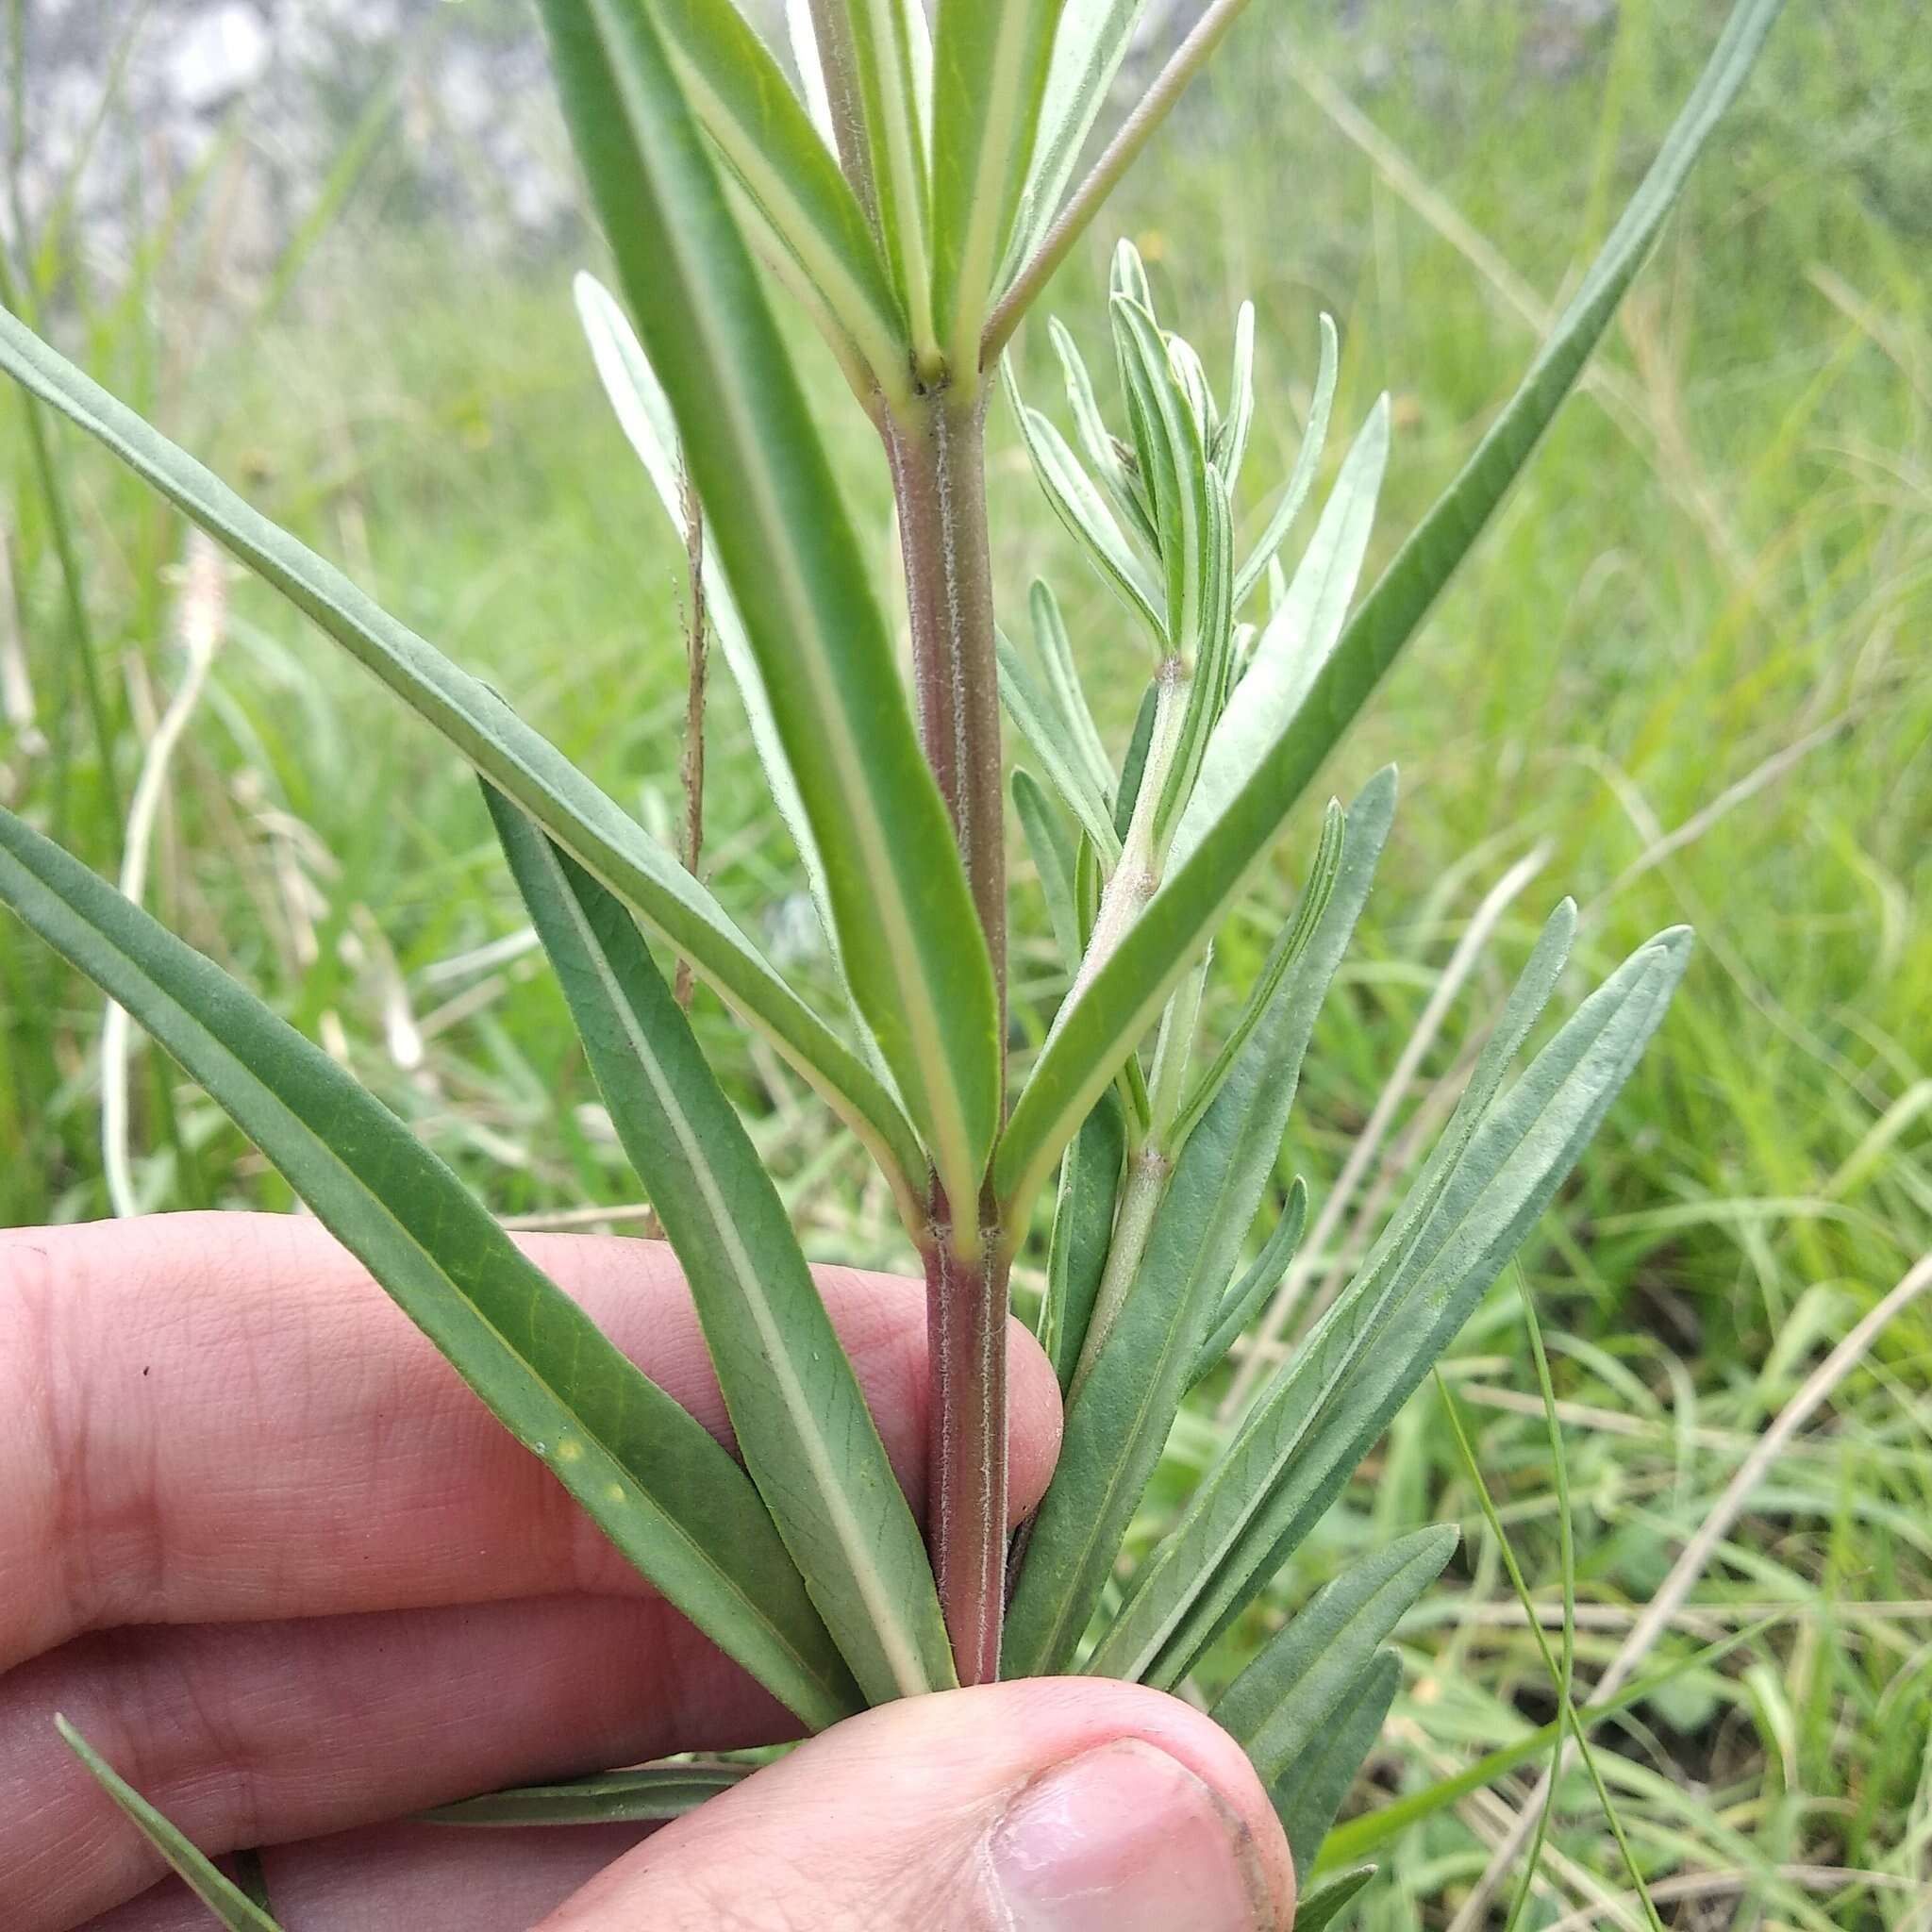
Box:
[885,391,1007,1022]
[885,385,1009,1687]
[924,1210,1009,1686]
[1068,1143,1169,1399]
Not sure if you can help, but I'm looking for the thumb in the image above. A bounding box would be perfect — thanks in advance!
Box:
[538,1678,1295,1931]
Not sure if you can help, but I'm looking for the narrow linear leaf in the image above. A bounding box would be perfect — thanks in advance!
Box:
[1008,0,1777,1217]
[998,630,1121,860]
[1274,1648,1400,1880]
[1013,767,1084,973]
[539,0,1001,1216]
[650,0,908,397]
[1048,315,1158,552]
[488,792,955,1705]
[929,0,1067,380]
[425,1760,749,1827]
[1294,1867,1378,1932]
[1237,0,1786,812]
[58,1720,282,1931]
[0,302,925,1202]
[1029,576,1115,804]
[843,0,939,365]
[1192,1175,1308,1387]
[573,273,899,1102]
[1141,930,1692,1687]
[1232,311,1340,609]
[785,0,838,144]
[228,1852,272,1916]
[1209,1526,1458,1787]
[1005,0,1147,277]
[1003,356,1165,641]
[1006,775,1393,1675]
[1215,299,1257,484]
[1171,798,1345,1148]
[1174,398,1391,870]
[0,809,859,1729]
[1039,1091,1126,1393]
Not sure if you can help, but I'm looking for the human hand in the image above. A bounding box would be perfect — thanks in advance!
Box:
[1,1214,1294,1930]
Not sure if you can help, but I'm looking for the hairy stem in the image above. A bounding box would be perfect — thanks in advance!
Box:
[886,386,1009,1686]
[886,392,1008,1023]
[924,1209,1009,1685]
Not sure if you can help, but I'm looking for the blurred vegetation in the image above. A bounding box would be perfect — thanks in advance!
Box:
[2,1,1927,1924]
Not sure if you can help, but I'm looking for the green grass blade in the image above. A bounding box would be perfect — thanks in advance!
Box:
[1274,1649,1400,1881]
[0,808,860,1730]
[424,1761,749,1827]
[1438,1373,1665,1932]
[1175,399,1390,870]
[1311,1620,1780,1872]
[649,0,909,398]
[0,300,924,1201]
[1192,1176,1308,1388]
[487,791,956,1706]
[1134,930,1691,1688]
[1210,1527,1458,1787]
[1004,0,1146,278]
[57,1720,282,1931]
[539,0,1000,1217]
[1007,774,1393,1676]
[998,629,1121,859]
[1216,299,1257,485]
[1231,312,1339,610]
[929,0,1067,382]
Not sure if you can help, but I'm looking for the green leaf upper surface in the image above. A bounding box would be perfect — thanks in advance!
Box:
[58,1721,283,1930]
[539,0,1001,1218]
[999,0,1778,1219]
[424,1761,749,1827]
[1127,925,1692,1689]
[0,808,859,1730]
[1274,1649,1401,1881]
[929,0,1067,380]
[648,0,908,394]
[488,794,957,1706]
[0,301,924,1202]
[1005,775,1393,1676]
[1209,1526,1457,1787]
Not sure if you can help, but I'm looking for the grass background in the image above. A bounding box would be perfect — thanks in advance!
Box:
[3,0,1928,1924]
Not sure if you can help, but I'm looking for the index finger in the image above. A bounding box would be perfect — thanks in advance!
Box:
[0,1214,1062,1669]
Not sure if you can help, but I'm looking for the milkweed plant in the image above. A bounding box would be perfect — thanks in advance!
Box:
[0,0,1783,1924]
